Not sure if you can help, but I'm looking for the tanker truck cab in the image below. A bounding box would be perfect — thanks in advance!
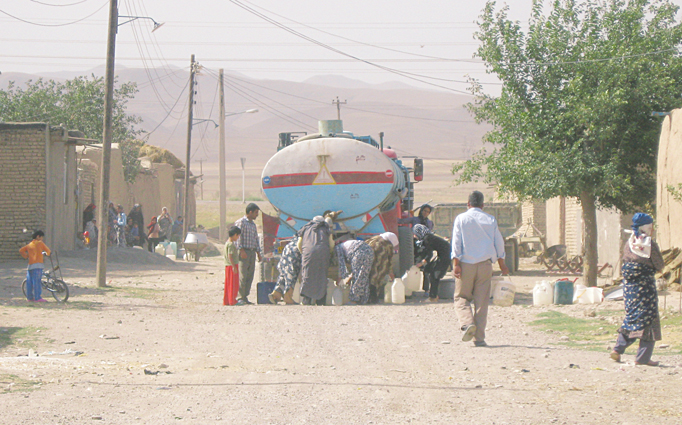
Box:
[261,120,423,276]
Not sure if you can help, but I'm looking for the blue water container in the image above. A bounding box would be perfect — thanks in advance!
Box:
[553,280,574,305]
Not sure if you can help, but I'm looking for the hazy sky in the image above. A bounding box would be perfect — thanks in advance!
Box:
[3,0,682,93]
[0,0,543,94]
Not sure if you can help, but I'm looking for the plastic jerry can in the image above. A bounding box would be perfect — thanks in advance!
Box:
[579,287,603,304]
[533,280,554,305]
[573,284,587,303]
[492,280,515,307]
[402,266,422,296]
[332,286,344,306]
[384,282,392,303]
[154,244,165,256]
[391,278,405,304]
[553,279,574,305]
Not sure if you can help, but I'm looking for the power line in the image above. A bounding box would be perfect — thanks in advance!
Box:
[227,0,471,95]
[29,0,91,6]
[142,79,190,141]
[0,0,107,26]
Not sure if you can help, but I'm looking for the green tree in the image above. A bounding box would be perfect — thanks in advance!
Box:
[0,75,144,183]
[456,0,682,286]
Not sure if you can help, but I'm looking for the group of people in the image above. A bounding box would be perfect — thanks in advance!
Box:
[81,203,183,252]
[219,192,664,365]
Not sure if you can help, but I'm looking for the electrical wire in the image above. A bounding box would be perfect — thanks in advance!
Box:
[29,0,90,6]
[142,79,190,141]
[228,0,471,95]
[0,0,107,26]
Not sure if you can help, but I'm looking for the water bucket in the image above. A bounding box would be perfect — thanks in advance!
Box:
[578,287,603,304]
[492,280,515,307]
[491,276,503,298]
[533,280,553,306]
[391,278,405,304]
[554,279,574,305]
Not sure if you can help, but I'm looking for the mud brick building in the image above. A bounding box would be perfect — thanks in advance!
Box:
[0,123,93,260]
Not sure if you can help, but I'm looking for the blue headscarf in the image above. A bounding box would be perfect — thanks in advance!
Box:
[631,213,653,236]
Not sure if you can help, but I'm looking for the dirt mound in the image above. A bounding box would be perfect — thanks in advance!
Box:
[138,144,184,169]
[60,247,177,266]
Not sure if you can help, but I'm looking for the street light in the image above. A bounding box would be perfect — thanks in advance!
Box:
[118,15,165,32]
[218,100,259,240]
[96,0,163,288]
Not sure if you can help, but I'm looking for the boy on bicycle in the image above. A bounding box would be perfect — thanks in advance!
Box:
[19,230,51,302]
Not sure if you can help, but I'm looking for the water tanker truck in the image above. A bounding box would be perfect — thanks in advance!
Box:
[260,120,423,276]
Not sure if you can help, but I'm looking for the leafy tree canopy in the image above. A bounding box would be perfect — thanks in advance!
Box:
[0,75,144,183]
[457,0,682,213]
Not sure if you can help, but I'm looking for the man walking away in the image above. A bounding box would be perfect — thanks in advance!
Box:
[235,203,262,305]
[451,191,509,347]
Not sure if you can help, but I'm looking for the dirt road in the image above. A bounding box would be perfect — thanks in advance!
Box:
[1,252,681,424]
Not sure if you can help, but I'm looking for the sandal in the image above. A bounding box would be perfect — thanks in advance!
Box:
[635,360,659,366]
[609,351,621,362]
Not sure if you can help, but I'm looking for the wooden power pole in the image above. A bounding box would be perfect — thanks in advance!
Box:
[332,96,347,120]
[183,54,196,241]
[218,69,227,242]
[95,0,119,288]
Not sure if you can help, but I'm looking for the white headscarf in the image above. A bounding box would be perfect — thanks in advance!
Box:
[380,232,399,248]
[625,223,653,259]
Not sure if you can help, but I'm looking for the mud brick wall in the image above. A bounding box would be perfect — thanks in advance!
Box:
[0,124,47,260]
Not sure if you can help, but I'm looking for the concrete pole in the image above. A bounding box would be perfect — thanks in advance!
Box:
[183,54,196,241]
[95,0,118,288]
[218,69,226,241]
[241,157,246,204]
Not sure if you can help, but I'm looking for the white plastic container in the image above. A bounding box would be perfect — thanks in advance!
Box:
[384,282,392,303]
[325,279,336,305]
[402,266,422,296]
[165,244,174,256]
[492,280,515,307]
[533,280,554,306]
[490,276,503,298]
[578,287,603,304]
[154,244,165,256]
[166,255,175,261]
[292,280,301,304]
[332,286,344,306]
[573,284,587,303]
[391,278,405,304]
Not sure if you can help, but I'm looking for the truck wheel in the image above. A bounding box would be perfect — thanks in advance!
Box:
[397,226,414,277]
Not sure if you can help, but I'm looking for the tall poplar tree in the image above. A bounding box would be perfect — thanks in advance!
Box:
[457,0,682,285]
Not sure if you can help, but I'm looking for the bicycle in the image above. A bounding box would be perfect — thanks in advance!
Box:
[21,251,69,302]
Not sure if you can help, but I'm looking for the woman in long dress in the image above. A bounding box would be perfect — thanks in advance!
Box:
[269,235,301,305]
[335,239,375,305]
[610,213,664,366]
[366,232,398,303]
[413,224,451,302]
[298,216,333,305]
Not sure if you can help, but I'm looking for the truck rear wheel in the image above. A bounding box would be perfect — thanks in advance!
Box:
[397,226,414,277]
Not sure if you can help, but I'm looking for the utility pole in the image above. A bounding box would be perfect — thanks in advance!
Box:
[95,0,118,288]
[199,159,204,200]
[218,69,227,242]
[332,96,347,120]
[183,54,196,241]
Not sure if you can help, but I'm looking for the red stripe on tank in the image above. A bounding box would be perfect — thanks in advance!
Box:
[263,171,393,189]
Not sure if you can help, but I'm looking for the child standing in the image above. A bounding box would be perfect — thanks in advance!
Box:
[223,226,242,306]
[19,230,51,302]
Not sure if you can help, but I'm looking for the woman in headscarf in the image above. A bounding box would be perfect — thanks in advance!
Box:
[269,235,302,305]
[610,213,664,366]
[157,207,172,241]
[335,238,374,305]
[82,203,96,232]
[413,224,451,302]
[398,204,434,231]
[298,215,334,305]
[366,232,398,303]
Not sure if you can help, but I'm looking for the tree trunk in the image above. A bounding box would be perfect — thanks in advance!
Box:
[580,191,598,287]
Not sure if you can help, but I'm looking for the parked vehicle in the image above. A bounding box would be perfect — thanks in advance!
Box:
[260,120,423,277]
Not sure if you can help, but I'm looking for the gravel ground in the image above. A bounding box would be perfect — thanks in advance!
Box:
[1,251,681,424]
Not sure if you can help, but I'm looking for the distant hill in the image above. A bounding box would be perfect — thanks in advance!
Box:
[0,66,491,165]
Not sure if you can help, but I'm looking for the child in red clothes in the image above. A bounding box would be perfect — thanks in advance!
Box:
[223,226,241,305]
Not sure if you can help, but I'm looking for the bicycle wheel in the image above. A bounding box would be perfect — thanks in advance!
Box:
[47,279,69,302]
[21,279,27,298]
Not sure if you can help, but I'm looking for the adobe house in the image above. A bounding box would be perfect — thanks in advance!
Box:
[657,109,682,251]
[0,122,94,260]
